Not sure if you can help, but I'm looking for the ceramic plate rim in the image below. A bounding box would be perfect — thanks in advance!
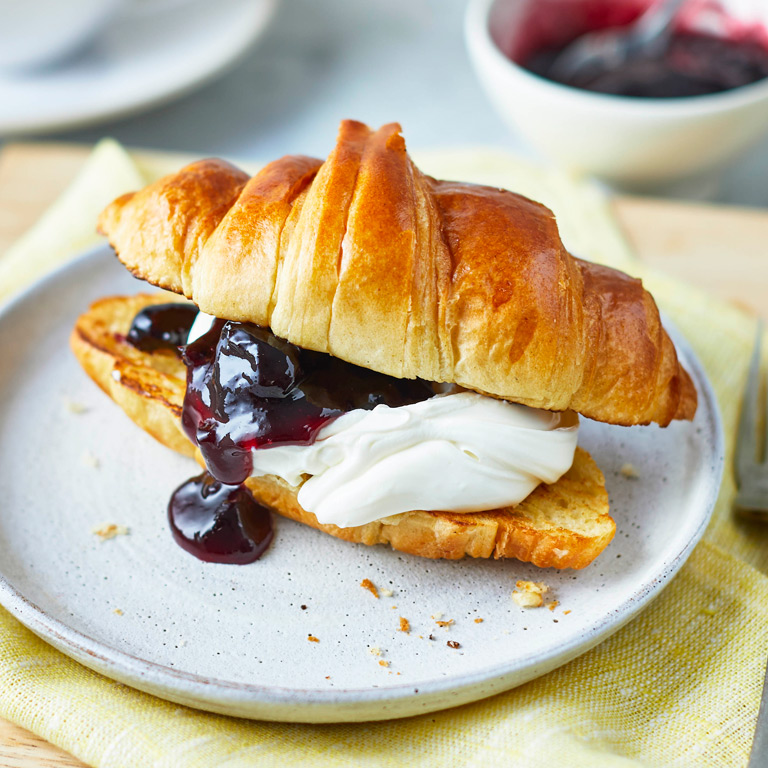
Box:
[0,245,725,719]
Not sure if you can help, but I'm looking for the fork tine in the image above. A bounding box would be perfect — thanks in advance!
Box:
[735,321,763,482]
[762,321,768,466]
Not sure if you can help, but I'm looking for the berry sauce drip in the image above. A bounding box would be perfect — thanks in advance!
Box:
[525,32,768,98]
[168,472,273,564]
[180,319,435,486]
[127,303,198,354]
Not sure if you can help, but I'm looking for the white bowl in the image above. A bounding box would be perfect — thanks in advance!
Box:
[465,0,768,189]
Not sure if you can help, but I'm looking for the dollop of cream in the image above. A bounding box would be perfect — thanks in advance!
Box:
[187,310,216,343]
[249,391,579,528]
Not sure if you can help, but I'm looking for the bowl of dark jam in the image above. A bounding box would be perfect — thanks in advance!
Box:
[466,0,768,189]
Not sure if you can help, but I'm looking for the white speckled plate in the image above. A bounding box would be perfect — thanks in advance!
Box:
[0,246,723,723]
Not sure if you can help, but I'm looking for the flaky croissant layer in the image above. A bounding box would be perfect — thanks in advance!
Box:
[98,119,696,427]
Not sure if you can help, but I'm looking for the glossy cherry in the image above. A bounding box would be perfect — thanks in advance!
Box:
[127,303,198,354]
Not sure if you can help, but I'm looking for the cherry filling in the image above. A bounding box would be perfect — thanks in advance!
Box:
[180,319,434,486]
[126,303,198,353]
[168,472,274,564]
[149,309,434,564]
[524,32,768,98]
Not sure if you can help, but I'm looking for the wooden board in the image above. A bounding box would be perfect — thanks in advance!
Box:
[0,142,766,768]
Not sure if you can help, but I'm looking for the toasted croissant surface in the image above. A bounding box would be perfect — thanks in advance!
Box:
[70,294,614,568]
[98,120,696,427]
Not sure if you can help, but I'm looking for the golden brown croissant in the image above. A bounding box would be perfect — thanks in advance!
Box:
[98,119,696,427]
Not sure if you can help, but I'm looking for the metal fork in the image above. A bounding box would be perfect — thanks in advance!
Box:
[734,321,767,520]
[734,321,768,768]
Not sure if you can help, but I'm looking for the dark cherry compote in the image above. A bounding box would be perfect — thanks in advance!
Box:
[169,473,273,564]
[127,303,198,354]
[164,315,434,564]
[180,320,434,486]
[524,32,768,98]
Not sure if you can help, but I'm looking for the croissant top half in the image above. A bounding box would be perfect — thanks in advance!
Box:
[98,119,696,427]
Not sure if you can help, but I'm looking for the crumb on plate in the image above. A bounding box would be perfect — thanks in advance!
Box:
[81,451,100,469]
[91,523,129,541]
[512,580,549,608]
[399,617,410,633]
[63,398,88,414]
[620,462,640,479]
[360,578,379,598]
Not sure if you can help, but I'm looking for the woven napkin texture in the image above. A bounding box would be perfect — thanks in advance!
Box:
[0,142,766,768]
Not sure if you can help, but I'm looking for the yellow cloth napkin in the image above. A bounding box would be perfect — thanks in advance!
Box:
[1,142,766,768]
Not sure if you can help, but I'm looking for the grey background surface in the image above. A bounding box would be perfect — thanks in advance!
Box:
[7,0,768,206]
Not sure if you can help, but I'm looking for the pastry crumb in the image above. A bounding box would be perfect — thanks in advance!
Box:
[380,588,394,597]
[91,523,129,541]
[563,610,572,615]
[307,635,320,643]
[113,608,123,616]
[82,451,100,469]
[378,660,390,668]
[369,646,382,657]
[63,398,88,414]
[435,619,454,629]
[431,612,444,621]
[512,581,549,608]
[447,641,461,649]
[360,578,379,598]
[620,462,640,479]
[474,618,484,624]
[399,617,410,633]
[547,601,560,612]
[325,676,331,679]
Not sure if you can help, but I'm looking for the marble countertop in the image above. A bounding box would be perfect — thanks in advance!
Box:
[9,0,768,207]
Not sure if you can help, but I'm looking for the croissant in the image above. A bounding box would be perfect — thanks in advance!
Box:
[99,119,696,427]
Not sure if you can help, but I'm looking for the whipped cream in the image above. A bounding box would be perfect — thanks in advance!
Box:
[187,310,216,343]
[249,392,579,528]
[185,313,580,529]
